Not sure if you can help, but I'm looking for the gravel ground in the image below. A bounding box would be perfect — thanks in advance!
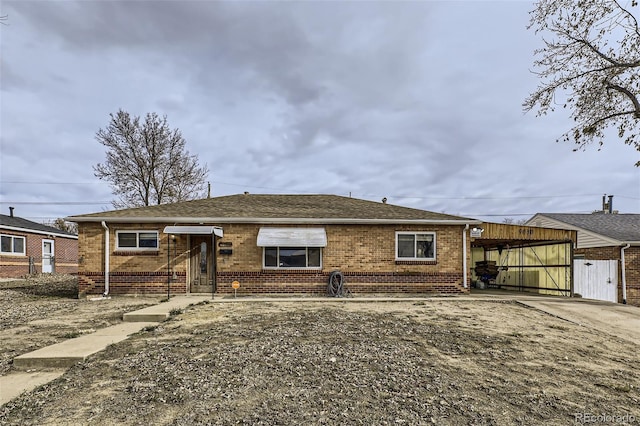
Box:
[0,275,159,375]
[1,296,639,425]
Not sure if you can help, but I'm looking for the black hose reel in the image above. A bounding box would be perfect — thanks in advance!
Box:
[327,270,350,297]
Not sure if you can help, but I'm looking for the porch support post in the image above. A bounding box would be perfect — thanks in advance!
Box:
[167,235,171,300]
[212,234,217,299]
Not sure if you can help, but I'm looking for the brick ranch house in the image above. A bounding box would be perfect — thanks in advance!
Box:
[1,208,78,278]
[66,194,482,297]
[527,206,640,307]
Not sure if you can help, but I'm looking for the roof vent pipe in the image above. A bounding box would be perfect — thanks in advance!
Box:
[608,195,613,214]
[9,207,14,217]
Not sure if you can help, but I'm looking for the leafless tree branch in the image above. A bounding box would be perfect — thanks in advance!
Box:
[524,0,640,166]
[93,110,209,208]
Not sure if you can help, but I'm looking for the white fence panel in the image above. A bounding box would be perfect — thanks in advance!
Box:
[573,260,618,303]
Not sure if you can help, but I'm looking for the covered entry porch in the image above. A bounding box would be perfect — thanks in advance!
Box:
[164,226,223,295]
[471,223,577,296]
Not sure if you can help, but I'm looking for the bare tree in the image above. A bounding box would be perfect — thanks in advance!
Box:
[94,110,209,208]
[501,217,527,225]
[45,218,78,235]
[524,0,640,166]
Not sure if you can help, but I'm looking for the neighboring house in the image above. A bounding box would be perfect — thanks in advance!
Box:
[66,194,482,297]
[0,209,79,278]
[526,211,640,306]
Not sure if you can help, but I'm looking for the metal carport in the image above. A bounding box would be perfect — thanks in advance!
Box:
[471,223,577,296]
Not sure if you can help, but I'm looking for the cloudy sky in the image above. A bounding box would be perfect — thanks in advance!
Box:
[1,0,638,224]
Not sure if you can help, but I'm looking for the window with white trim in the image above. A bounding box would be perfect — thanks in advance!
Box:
[116,231,159,250]
[0,234,26,255]
[263,247,322,269]
[396,232,435,260]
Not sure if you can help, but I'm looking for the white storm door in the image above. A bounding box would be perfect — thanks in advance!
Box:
[42,240,54,273]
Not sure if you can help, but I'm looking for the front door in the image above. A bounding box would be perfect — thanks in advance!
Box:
[190,236,213,293]
[42,240,54,273]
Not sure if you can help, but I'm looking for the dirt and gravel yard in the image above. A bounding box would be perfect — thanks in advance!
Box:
[1,278,639,425]
[0,275,159,376]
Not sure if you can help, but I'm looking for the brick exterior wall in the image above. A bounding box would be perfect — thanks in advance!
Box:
[575,247,620,261]
[0,229,78,278]
[77,222,471,297]
[621,246,639,307]
[78,271,186,296]
[575,246,640,307]
[215,271,465,296]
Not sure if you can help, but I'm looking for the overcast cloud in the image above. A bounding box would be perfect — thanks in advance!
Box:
[1,0,638,224]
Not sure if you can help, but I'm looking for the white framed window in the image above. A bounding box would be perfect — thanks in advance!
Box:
[396,232,436,260]
[0,234,26,255]
[263,247,322,269]
[116,231,159,250]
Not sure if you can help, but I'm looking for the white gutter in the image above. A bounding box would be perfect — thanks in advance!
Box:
[462,224,469,289]
[621,244,630,304]
[67,216,482,225]
[101,221,110,296]
[0,225,78,239]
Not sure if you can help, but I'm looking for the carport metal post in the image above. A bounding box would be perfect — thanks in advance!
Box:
[569,241,574,297]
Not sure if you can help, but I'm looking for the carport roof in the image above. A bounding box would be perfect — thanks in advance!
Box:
[472,222,576,250]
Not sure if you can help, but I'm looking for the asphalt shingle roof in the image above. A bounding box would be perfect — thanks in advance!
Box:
[0,214,77,237]
[67,194,476,222]
[538,213,640,242]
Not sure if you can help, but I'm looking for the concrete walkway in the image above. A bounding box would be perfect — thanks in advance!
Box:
[123,295,210,322]
[0,295,209,407]
[12,322,156,369]
[0,370,67,407]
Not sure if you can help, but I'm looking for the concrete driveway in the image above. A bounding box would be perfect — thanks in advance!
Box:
[471,290,640,343]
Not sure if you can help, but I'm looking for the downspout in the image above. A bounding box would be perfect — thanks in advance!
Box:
[621,244,630,304]
[462,224,469,289]
[101,221,110,296]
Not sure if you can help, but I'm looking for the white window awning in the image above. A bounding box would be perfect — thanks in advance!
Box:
[163,226,223,237]
[257,227,327,247]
